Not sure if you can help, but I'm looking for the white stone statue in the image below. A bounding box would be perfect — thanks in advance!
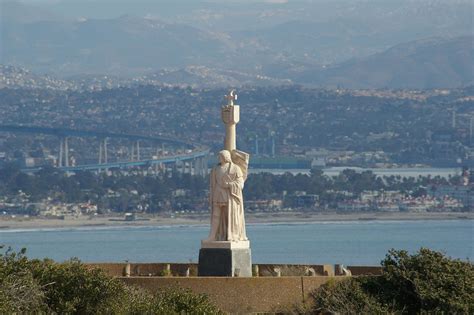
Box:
[199,90,251,277]
[207,149,248,242]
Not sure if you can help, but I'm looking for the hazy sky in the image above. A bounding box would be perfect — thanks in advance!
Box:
[6,0,295,20]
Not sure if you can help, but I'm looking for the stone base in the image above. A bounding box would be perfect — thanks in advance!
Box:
[201,240,249,249]
[198,243,252,277]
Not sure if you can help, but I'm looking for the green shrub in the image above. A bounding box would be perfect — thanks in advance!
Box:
[124,288,223,315]
[151,288,224,315]
[310,278,394,315]
[0,246,223,314]
[29,258,126,314]
[121,286,223,315]
[0,246,49,313]
[0,246,30,278]
[0,270,47,313]
[378,248,474,314]
[310,248,473,315]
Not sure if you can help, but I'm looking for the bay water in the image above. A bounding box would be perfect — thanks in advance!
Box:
[0,220,472,266]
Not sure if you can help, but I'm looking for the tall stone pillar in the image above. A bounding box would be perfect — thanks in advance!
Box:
[222,104,239,151]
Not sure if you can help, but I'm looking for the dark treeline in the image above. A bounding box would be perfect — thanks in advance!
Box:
[0,164,465,213]
[0,164,207,213]
[244,169,460,202]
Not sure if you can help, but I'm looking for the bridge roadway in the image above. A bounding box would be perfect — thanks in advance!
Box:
[0,125,210,173]
[24,150,210,173]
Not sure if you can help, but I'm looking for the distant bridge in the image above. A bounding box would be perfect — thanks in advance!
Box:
[0,125,210,175]
[24,150,210,174]
[0,125,195,148]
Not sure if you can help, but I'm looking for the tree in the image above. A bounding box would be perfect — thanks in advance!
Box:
[310,248,474,314]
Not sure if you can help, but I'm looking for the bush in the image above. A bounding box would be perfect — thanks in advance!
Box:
[0,270,47,313]
[310,278,392,314]
[378,248,474,314]
[151,288,223,314]
[310,248,474,314]
[122,286,223,315]
[0,246,49,313]
[29,258,126,314]
[0,246,222,314]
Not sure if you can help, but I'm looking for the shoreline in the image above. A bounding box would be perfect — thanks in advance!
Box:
[0,212,472,231]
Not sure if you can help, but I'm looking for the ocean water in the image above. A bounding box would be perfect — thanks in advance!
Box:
[0,220,472,266]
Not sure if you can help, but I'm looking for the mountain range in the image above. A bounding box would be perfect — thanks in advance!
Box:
[1,0,472,89]
[296,36,474,89]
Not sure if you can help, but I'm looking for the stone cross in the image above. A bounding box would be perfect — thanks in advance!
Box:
[225,90,238,106]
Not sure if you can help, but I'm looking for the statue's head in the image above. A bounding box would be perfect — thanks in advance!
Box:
[218,150,232,165]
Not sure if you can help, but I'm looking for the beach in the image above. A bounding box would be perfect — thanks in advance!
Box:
[0,211,472,231]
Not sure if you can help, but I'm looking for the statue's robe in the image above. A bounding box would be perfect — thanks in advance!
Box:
[208,162,248,241]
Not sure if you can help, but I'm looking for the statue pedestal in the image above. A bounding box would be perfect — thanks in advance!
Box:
[198,240,252,277]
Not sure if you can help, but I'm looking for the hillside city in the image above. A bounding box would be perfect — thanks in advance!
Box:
[0,70,473,217]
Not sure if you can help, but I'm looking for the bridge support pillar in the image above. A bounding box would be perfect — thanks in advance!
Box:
[58,138,63,167]
[136,141,140,161]
[196,157,206,177]
[99,138,108,166]
[104,138,108,164]
[193,158,201,175]
[99,141,103,164]
[65,137,69,167]
[202,155,209,177]
[58,137,69,167]
[203,157,207,176]
[131,141,140,161]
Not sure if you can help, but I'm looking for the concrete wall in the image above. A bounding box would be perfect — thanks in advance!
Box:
[119,276,344,313]
[347,265,382,275]
[255,263,334,276]
[86,263,382,313]
[87,263,381,277]
[87,263,198,277]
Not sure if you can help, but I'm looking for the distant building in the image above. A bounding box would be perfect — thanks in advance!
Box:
[285,192,319,209]
[430,185,474,209]
[398,196,439,212]
[245,199,283,212]
[124,213,136,221]
[336,201,371,212]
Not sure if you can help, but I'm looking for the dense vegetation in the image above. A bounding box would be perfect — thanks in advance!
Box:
[0,164,465,213]
[309,248,474,314]
[244,169,462,202]
[0,246,222,314]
